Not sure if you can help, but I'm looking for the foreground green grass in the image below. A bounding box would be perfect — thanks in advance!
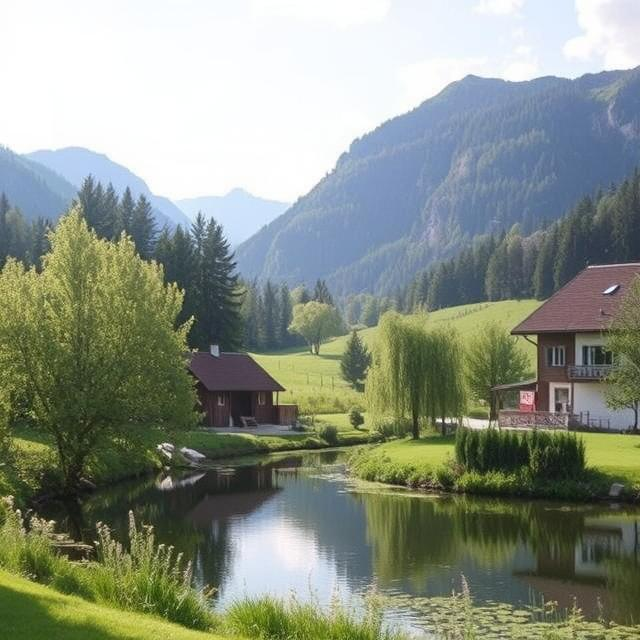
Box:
[252,299,541,414]
[351,431,640,497]
[0,570,231,640]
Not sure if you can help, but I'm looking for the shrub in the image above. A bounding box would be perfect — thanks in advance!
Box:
[372,417,411,440]
[349,407,365,429]
[455,428,585,479]
[318,425,339,446]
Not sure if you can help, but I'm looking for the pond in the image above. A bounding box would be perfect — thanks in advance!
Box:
[41,450,640,634]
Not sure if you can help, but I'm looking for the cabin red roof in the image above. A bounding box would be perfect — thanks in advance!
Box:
[188,352,285,392]
[512,263,640,335]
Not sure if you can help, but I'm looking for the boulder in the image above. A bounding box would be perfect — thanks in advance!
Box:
[179,446,207,463]
[609,483,625,498]
[156,443,174,461]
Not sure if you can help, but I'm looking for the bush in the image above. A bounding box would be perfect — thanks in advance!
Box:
[455,428,585,479]
[349,407,365,429]
[318,424,339,446]
[372,417,412,440]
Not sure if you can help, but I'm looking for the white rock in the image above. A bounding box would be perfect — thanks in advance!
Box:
[179,446,207,462]
[159,442,175,452]
[609,483,624,498]
[156,444,173,460]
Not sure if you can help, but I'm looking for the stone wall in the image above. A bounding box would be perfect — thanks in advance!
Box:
[498,410,569,430]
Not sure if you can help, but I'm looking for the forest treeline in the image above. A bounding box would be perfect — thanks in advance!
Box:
[3,169,640,349]
[398,169,640,312]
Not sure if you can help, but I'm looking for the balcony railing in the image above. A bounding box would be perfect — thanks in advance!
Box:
[567,364,613,380]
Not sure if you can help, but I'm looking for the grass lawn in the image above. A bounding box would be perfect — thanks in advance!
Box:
[252,299,541,414]
[0,570,236,640]
[360,431,640,486]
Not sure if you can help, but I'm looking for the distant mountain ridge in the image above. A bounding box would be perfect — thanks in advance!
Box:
[0,146,76,220]
[27,147,190,229]
[236,67,640,296]
[176,188,290,246]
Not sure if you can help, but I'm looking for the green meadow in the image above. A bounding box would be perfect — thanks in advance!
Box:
[252,299,542,414]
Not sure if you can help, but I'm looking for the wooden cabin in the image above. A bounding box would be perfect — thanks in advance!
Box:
[188,346,297,428]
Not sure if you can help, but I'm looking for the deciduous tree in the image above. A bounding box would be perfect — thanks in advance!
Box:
[0,209,197,493]
[288,301,342,355]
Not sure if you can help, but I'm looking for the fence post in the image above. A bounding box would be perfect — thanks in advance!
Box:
[331,377,334,390]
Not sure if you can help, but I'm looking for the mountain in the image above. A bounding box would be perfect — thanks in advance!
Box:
[236,67,640,296]
[176,189,290,246]
[26,147,190,228]
[0,146,76,220]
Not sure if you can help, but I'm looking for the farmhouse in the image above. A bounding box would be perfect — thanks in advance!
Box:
[499,263,640,430]
[189,345,297,428]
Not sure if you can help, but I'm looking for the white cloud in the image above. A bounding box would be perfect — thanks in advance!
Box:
[502,44,539,80]
[564,0,640,69]
[250,0,391,29]
[473,0,524,16]
[398,57,489,110]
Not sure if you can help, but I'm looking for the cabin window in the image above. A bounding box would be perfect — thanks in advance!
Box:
[547,346,565,367]
[217,393,225,406]
[582,346,612,366]
[257,392,267,406]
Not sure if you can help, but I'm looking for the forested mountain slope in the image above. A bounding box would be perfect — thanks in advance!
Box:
[27,147,190,228]
[236,67,640,296]
[0,146,76,220]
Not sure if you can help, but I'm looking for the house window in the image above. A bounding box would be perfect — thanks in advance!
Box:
[257,392,266,406]
[217,393,225,407]
[547,346,565,367]
[582,346,612,366]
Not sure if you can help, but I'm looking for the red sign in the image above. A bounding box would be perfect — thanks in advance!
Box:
[519,390,535,412]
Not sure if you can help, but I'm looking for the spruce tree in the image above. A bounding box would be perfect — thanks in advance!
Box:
[0,192,9,266]
[130,194,157,259]
[278,283,293,347]
[101,183,120,239]
[190,218,242,351]
[340,330,371,390]
[118,187,136,236]
[313,279,334,305]
[261,280,279,349]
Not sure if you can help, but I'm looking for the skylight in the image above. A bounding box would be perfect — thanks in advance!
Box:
[603,284,620,295]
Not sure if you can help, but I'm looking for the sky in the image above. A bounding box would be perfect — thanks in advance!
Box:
[1,0,640,203]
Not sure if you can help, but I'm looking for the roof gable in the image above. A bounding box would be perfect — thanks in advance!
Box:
[188,352,285,392]
[512,263,640,335]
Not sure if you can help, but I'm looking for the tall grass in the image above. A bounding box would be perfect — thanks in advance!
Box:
[90,512,215,629]
[0,497,216,630]
[225,593,406,640]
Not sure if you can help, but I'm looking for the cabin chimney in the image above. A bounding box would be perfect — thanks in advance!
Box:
[210,344,220,358]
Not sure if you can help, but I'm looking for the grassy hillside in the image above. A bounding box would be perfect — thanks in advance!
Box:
[0,570,234,640]
[252,299,541,414]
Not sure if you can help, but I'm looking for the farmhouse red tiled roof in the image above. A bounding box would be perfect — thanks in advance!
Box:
[188,352,285,392]
[512,263,640,335]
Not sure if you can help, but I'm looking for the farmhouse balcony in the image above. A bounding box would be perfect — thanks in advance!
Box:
[567,364,613,380]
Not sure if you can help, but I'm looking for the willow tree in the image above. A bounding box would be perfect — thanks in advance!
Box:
[432,327,467,434]
[367,313,431,439]
[0,209,197,493]
[367,313,467,439]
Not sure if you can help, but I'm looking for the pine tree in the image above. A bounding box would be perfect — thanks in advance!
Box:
[190,218,242,351]
[130,194,157,259]
[277,283,293,347]
[118,187,136,236]
[313,279,334,305]
[77,175,103,232]
[340,330,371,390]
[261,280,279,349]
[101,183,120,239]
[0,192,9,266]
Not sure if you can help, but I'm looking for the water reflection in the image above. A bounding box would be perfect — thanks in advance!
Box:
[40,451,640,626]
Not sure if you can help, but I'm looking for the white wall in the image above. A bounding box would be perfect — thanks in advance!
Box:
[574,332,607,365]
[572,382,634,430]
